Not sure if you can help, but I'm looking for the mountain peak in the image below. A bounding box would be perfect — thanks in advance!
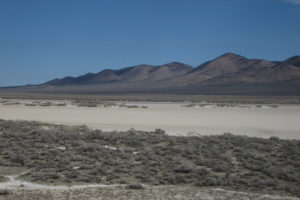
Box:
[282,55,300,67]
[164,61,186,65]
[160,62,193,69]
[191,53,255,78]
[218,52,244,59]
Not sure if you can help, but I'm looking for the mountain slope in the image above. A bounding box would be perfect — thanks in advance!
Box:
[3,53,300,95]
[169,53,300,86]
[201,55,300,84]
[280,56,300,68]
[45,62,193,86]
[171,53,255,85]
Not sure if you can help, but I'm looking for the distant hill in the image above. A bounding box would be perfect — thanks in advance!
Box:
[45,62,193,85]
[2,53,300,95]
[173,53,300,85]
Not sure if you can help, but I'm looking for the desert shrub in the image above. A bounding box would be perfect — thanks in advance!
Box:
[154,129,165,135]
[174,165,194,173]
[8,152,28,165]
[47,172,60,179]
[65,172,77,179]
[25,103,36,106]
[269,136,280,142]
[192,166,210,177]
[77,102,98,107]
[175,175,187,184]
[0,176,7,182]
[163,175,175,184]
[126,105,139,108]
[212,163,230,172]
[204,177,217,186]
[126,183,145,189]
[0,189,10,196]
[119,179,128,184]
[39,102,53,106]
[259,178,277,187]
[195,177,218,187]
[77,143,97,152]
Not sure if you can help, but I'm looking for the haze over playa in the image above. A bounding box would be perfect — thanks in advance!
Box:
[0,101,299,139]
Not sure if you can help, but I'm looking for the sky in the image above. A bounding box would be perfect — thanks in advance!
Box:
[0,0,299,86]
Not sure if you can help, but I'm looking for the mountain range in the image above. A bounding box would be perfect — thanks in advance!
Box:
[3,53,300,95]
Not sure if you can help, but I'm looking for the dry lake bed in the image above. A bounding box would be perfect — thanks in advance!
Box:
[0,98,299,139]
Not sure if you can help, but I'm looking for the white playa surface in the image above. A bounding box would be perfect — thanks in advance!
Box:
[0,101,299,139]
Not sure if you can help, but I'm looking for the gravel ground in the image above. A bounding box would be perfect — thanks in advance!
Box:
[1,185,300,200]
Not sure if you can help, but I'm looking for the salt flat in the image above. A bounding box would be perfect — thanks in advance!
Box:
[0,101,299,139]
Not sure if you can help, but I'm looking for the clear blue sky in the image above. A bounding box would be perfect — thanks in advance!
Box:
[0,0,299,86]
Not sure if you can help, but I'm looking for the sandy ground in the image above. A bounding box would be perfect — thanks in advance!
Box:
[0,101,299,139]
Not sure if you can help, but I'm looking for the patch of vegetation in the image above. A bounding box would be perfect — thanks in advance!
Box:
[32,101,67,107]
[2,100,67,107]
[0,189,10,196]
[3,102,21,106]
[126,183,145,190]
[73,100,119,108]
[73,100,148,109]
[0,120,299,197]
[182,103,279,109]
[2,93,300,104]
[0,176,7,182]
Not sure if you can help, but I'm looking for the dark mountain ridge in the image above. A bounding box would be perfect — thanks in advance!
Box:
[46,62,193,86]
[2,53,300,95]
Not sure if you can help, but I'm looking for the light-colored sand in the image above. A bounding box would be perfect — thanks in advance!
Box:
[0,102,299,139]
[0,175,121,190]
